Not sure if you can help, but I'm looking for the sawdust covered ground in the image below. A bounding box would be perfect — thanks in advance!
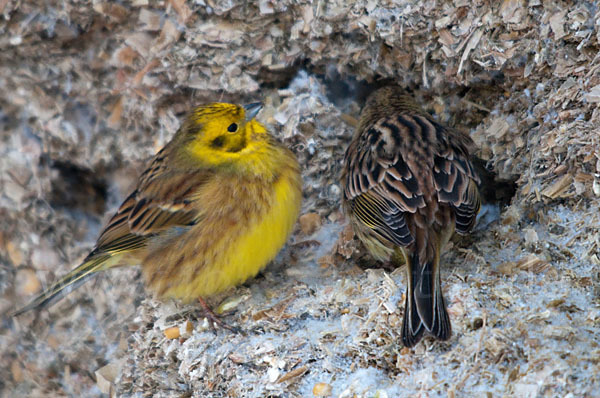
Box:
[1,1,599,396]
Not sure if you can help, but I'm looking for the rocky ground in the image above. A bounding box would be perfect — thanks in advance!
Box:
[1,0,599,397]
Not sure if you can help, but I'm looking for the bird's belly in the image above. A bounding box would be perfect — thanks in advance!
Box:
[352,217,396,261]
[156,173,301,301]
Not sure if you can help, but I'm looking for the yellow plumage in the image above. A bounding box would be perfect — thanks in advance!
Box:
[14,102,302,318]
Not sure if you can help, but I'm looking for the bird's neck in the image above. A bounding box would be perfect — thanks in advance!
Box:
[234,142,294,181]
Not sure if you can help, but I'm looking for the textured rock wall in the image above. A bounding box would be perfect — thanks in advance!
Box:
[2,1,599,396]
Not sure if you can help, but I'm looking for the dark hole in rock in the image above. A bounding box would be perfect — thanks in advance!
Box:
[257,58,306,89]
[47,159,108,215]
[471,155,518,208]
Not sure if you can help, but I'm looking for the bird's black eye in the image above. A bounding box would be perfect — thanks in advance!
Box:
[227,123,238,133]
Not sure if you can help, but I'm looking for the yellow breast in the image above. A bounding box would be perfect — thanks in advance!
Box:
[214,170,301,293]
[143,159,302,301]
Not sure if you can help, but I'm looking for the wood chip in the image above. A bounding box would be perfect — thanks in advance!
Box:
[458,28,483,75]
[181,320,194,338]
[152,18,181,52]
[138,9,162,31]
[487,117,510,139]
[93,2,129,22]
[516,254,550,273]
[95,362,120,395]
[541,174,573,199]
[11,360,23,383]
[549,11,567,40]
[108,96,124,129]
[584,85,600,103]
[169,0,192,24]
[276,365,308,384]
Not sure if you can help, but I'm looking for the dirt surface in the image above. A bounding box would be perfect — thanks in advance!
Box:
[1,1,599,397]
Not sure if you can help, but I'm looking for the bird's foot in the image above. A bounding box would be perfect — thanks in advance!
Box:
[197,296,241,334]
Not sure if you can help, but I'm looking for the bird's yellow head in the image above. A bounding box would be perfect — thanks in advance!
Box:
[176,102,269,167]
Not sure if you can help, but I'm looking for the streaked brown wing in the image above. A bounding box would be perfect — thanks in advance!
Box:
[343,119,427,247]
[343,113,480,246]
[432,137,481,234]
[93,152,209,255]
[348,191,415,246]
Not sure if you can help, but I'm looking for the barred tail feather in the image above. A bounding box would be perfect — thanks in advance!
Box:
[12,254,112,316]
[430,276,451,341]
[402,252,425,347]
[402,251,451,347]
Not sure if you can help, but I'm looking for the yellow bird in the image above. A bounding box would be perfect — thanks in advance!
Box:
[14,102,302,327]
[341,87,480,346]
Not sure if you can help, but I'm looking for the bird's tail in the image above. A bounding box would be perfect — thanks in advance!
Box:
[401,250,451,347]
[12,253,113,316]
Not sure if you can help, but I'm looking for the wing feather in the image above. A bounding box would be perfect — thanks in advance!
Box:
[93,153,209,255]
[344,117,425,247]
[432,144,480,234]
[343,113,481,247]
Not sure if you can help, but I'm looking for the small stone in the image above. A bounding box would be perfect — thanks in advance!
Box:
[164,326,180,339]
[299,212,322,235]
[30,246,60,270]
[180,320,194,338]
[267,367,280,383]
[523,228,538,245]
[6,240,24,266]
[501,204,522,225]
[15,269,41,295]
[313,382,332,396]
[95,362,120,395]
[496,262,516,275]
[11,360,23,383]
[217,294,248,314]
[46,335,61,349]
[593,178,600,197]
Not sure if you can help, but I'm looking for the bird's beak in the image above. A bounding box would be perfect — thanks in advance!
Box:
[244,102,263,121]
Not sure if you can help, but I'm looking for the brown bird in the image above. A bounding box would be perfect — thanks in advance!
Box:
[341,86,480,347]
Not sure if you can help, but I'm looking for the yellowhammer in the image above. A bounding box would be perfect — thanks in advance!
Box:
[14,102,302,328]
[341,87,480,347]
